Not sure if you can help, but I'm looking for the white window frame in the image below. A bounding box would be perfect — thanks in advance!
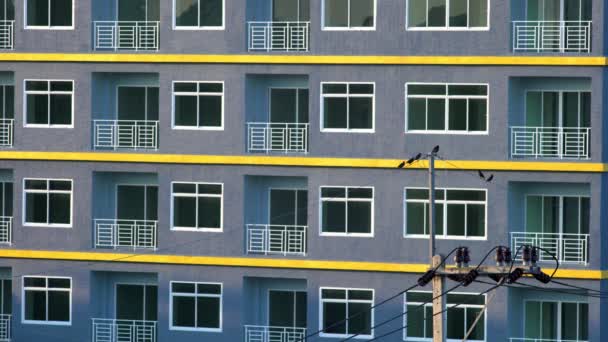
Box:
[172,0,225,30]
[169,281,223,332]
[170,182,224,232]
[522,299,588,342]
[319,186,374,237]
[23,79,74,128]
[171,81,225,131]
[403,187,487,240]
[21,276,72,326]
[405,83,489,135]
[22,178,73,228]
[524,194,590,235]
[322,0,377,31]
[319,287,375,339]
[403,291,486,342]
[405,0,490,31]
[24,0,75,30]
[320,82,375,133]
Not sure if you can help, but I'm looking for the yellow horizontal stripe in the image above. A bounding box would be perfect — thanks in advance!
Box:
[0,249,602,279]
[1,53,607,66]
[0,151,604,173]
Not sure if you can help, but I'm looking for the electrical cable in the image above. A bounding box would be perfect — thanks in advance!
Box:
[474,279,608,299]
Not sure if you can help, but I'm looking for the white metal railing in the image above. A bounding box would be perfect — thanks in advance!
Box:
[0,21,13,50]
[94,21,160,51]
[248,123,308,153]
[509,339,588,342]
[248,21,310,51]
[0,119,13,147]
[513,21,591,53]
[94,120,159,150]
[92,319,156,342]
[245,325,306,342]
[511,127,590,159]
[0,217,11,245]
[0,314,10,342]
[247,224,307,256]
[95,219,157,249]
[511,232,589,264]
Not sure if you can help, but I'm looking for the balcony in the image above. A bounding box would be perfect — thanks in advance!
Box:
[0,120,12,147]
[511,127,590,159]
[0,314,10,342]
[247,224,307,256]
[94,21,160,51]
[512,21,591,53]
[0,21,13,50]
[511,232,589,264]
[245,325,306,342]
[92,319,156,342]
[94,219,157,249]
[0,217,11,245]
[94,120,159,150]
[248,21,310,52]
[248,123,308,153]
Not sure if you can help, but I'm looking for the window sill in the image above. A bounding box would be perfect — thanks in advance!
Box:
[23,223,72,229]
[172,126,224,131]
[169,326,222,333]
[24,124,74,129]
[322,27,376,31]
[24,26,74,31]
[22,320,71,326]
[320,232,374,238]
[171,227,223,233]
[319,332,373,339]
[406,27,490,32]
[173,26,225,31]
[404,235,487,241]
[405,130,489,136]
[321,129,375,134]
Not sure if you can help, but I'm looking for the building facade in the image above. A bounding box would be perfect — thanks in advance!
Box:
[0,0,602,341]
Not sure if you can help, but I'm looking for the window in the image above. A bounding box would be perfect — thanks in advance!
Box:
[23,179,72,227]
[323,0,375,29]
[24,80,73,127]
[524,300,588,341]
[321,186,373,236]
[174,0,224,29]
[22,276,71,325]
[173,82,224,129]
[172,182,223,231]
[25,0,73,28]
[405,292,485,341]
[170,282,222,331]
[320,287,374,338]
[404,188,486,239]
[406,83,488,133]
[0,278,11,316]
[407,0,488,30]
[525,195,590,235]
[321,82,374,132]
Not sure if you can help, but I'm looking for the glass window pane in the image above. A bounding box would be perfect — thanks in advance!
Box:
[174,95,198,126]
[447,204,465,236]
[428,0,446,27]
[25,179,47,190]
[27,94,49,125]
[175,0,198,26]
[323,302,346,334]
[49,193,70,224]
[408,0,427,27]
[173,196,196,227]
[24,277,46,287]
[197,297,220,328]
[174,82,197,92]
[348,188,373,198]
[48,291,70,322]
[427,99,446,130]
[324,98,348,129]
[322,289,346,299]
[27,0,49,26]
[466,204,485,237]
[524,301,541,338]
[198,196,221,228]
[348,97,373,129]
[347,201,371,234]
[449,85,487,96]
[466,308,485,340]
[172,295,195,327]
[349,290,372,300]
[561,302,578,340]
[198,184,222,194]
[197,283,221,294]
[324,0,348,27]
[199,83,223,93]
[323,84,347,94]
[449,0,467,27]
[349,84,374,94]
[407,304,426,337]
[49,181,71,191]
[26,193,47,224]
[541,302,558,339]
[50,81,72,92]
[408,98,427,130]
[200,0,223,27]
[2,279,10,315]
[447,307,465,339]
[469,0,488,27]
[409,84,445,95]
[322,187,346,198]
[50,0,72,27]
[322,201,346,233]
[579,303,588,340]
[348,302,372,335]
[562,197,580,234]
[406,189,428,200]
[173,183,196,194]
[350,0,374,27]
[295,292,307,328]
[448,294,484,305]
[468,99,487,131]
[407,202,426,235]
[172,282,195,293]
[447,190,485,201]
[25,290,46,321]
[48,278,70,288]
[448,99,467,131]
[49,94,72,125]
[199,95,222,127]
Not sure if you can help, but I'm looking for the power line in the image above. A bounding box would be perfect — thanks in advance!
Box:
[474,279,608,299]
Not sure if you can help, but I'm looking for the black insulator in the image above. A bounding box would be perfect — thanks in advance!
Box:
[462,247,471,266]
[418,270,436,287]
[530,247,539,265]
[503,248,513,264]
[454,248,464,267]
[462,269,479,287]
[533,271,552,284]
[507,268,524,284]
[522,246,531,264]
[495,247,505,266]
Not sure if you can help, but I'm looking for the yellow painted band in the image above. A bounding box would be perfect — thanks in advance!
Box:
[0,151,604,173]
[0,53,607,66]
[0,249,603,280]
